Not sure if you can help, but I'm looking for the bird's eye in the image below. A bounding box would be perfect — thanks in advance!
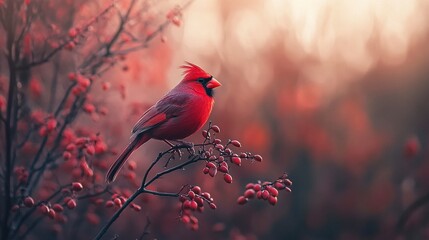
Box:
[197,78,204,83]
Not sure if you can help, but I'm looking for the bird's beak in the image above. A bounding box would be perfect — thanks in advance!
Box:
[206,78,221,89]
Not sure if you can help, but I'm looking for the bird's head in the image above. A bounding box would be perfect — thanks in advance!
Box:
[181,62,221,97]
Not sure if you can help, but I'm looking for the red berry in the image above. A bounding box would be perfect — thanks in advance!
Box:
[63,151,72,160]
[268,196,278,206]
[52,204,64,212]
[105,200,114,208]
[274,182,286,190]
[119,196,127,204]
[214,139,222,144]
[237,196,248,205]
[253,184,261,191]
[24,196,35,207]
[211,125,220,133]
[231,156,241,166]
[224,174,233,184]
[66,144,76,151]
[206,162,216,169]
[202,167,209,174]
[183,200,192,209]
[39,205,50,214]
[192,186,201,194]
[190,201,198,210]
[240,152,248,158]
[46,119,57,131]
[261,190,270,200]
[63,196,72,204]
[190,215,198,224]
[102,82,111,91]
[83,103,95,114]
[113,198,122,207]
[188,191,195,199]
[218,165,228,173]
[48,209,56,219]
[201,192,211,199]
[267,186,279,197]
[215,144,224,150]
[67,199,77,209]
[202,130,209,138]
[181,215,190,224]
[85,145,95,155]
[244,189,256,199]
[128,161,137,170]
[209,167,217,177]
[39,126,47,137]
[231,140,241,147]
[195,197,204,207]
[254,155,263,162]
[131,203,141,211]
[224,148,232,155]
[68,28,78,38]
[71,182,83,191]
[245,183,255,189]
[68,72,76,81]
[209,203,217,209]
[284,179,293,187]
[65,41,75,50]
[78,76,90,88]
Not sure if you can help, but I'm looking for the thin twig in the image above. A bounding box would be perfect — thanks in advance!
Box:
[16,1,116,70]
[94,153,201,240]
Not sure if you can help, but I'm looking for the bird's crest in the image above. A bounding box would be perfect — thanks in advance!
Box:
[181,62,211,81]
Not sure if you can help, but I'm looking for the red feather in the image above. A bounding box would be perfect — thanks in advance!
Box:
[181,62,211,82]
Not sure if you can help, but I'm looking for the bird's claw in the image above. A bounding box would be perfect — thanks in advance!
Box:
[176,140,194,149]
[174,148,183,158]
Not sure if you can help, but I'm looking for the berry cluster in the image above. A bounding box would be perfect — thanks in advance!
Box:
[104,192,142,212]
[11,181,86,225]
[199,125,263,184]
[237,173,292,206]
[179,186,217,231]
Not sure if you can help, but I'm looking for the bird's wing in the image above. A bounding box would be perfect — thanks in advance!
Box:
[131,93,190,136]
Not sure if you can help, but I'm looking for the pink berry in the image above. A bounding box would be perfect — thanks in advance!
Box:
[211,125,220,133]
[23,196,35,208]
[267,186,279,197]
[67,199,77,209]
[254,155,263,162]
[224,174,233,184]
[71,182,83,191]
[231,140,241,147]
[231,156,241,166]
[268,196,278,206]
[191,186,201,194]
[209,167,217,177]
[244,189,256,199]
[237,196,248,205]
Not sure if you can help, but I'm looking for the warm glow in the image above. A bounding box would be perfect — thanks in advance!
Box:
[178,0,429,88]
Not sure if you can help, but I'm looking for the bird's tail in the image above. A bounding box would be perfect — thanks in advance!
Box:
[106,135,150,183]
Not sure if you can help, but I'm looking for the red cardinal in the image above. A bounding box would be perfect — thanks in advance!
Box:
[106,62,221,183]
